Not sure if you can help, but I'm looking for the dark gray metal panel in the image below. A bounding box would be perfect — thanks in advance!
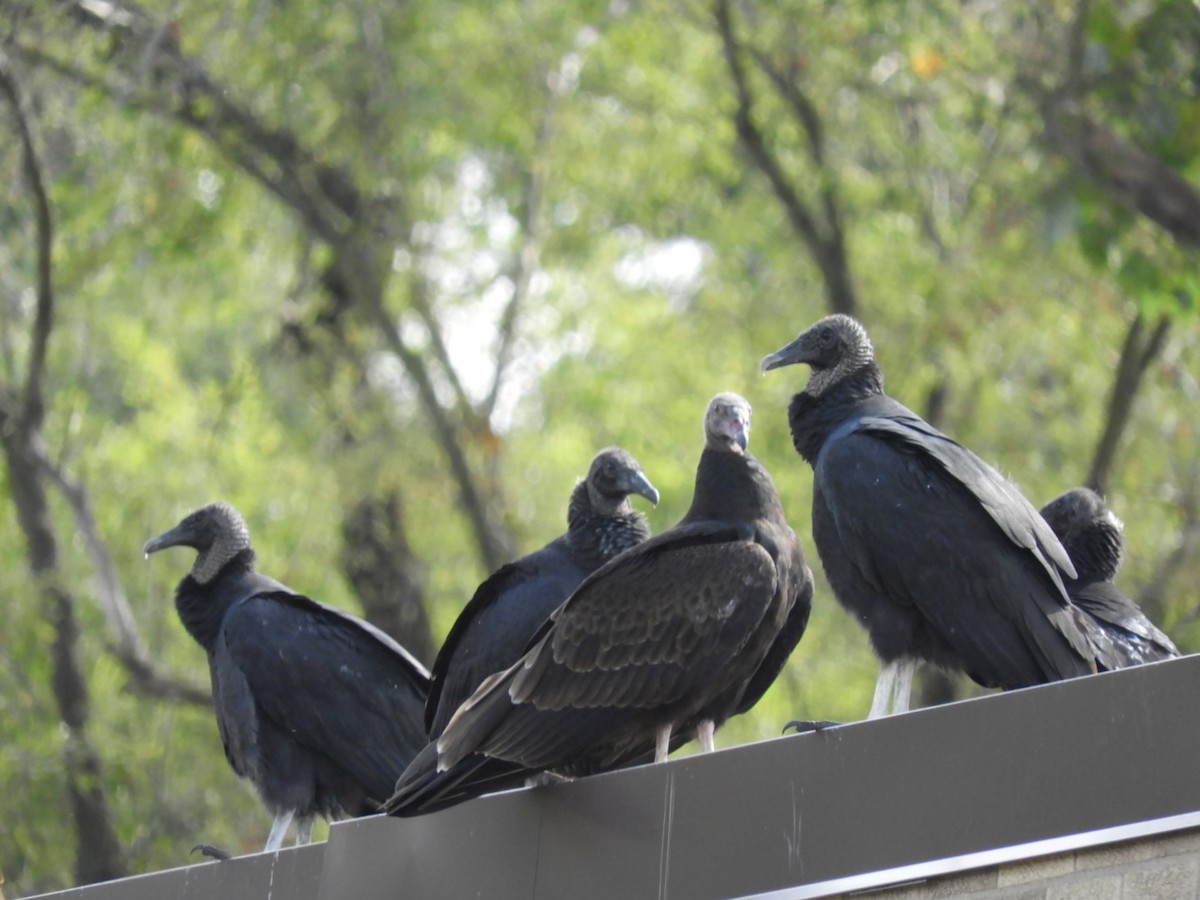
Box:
[28,843,325,900]
[317,653,1200,900]
[28,653,1200,900]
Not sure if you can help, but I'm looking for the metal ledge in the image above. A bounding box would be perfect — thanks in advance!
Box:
[31,653,1200,900]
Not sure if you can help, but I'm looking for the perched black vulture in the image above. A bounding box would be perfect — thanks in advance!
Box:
[386,392,811,816]
[144,502,430,851]
[1040,487,1179,667]
[425,447,659,739]
[762,315,1105,718]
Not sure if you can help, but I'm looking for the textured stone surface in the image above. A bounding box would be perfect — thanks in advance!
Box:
[997,853,1076,887]
[929,868,1000,897]
[831,829,1200,898]
[1120,857,1199,900]
[1046,873,1121,900]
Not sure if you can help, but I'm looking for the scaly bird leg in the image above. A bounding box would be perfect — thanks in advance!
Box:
[891,658,916,714]
[696,719,716,754]
[295,815,314,846]
[264,810,294,852]
[654,724,673,763]
[868,661,898,719]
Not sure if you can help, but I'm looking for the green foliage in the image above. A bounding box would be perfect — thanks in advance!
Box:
[1,0,1198,891]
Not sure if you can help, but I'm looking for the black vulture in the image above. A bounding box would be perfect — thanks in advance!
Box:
[425,446,659,739]
[1040,487,1179,667]
[386,392,811,816]
[761,314,1106,718]
[144,502,430,851]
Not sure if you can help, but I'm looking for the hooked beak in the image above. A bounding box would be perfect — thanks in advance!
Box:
[760,336,806,373]
[143,522,193,557]
[626,470,660,507]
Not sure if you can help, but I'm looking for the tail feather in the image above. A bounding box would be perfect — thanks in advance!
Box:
[383,742,534,817]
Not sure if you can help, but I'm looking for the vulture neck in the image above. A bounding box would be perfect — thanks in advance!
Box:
[685,448,782,526]
[175,548,257,651]
[1073,526,1124,583]
[788,361,885,466]
[566,481,650,570]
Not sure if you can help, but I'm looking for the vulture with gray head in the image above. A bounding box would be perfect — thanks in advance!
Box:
[386,392,811,816]
[144,502,430,851]
[762,315,1113,718]
[426,445,659,739]
[1040,487,1179,667]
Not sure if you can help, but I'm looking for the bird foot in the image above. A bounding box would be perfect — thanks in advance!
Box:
[191,844,233,861]
[525,771,573,788]
[782,719,841,735]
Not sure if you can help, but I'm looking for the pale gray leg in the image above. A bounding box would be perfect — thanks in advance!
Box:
[264,810,294,852]
[654,724,672,763]
[868,661,898,719]
[696,719,716,753]
[891,659,916,714]
[295,816,314,846]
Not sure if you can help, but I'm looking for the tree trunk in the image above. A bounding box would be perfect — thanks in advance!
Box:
[340,492,436,667]
[1,431,128,885]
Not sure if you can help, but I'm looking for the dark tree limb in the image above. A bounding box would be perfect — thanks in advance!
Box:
[1137,453,1200,626]
[1085,311,1171,495]
[30,0,517,571]
[713,0,857,318]
[340,492,435,667]
[0,50,128,886]
[484,102,551,422]
[39,458,210,706]
[1041,99,1200,251]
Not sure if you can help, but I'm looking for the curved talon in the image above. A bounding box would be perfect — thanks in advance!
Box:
[782,719,840,735]
[191,844,233,861]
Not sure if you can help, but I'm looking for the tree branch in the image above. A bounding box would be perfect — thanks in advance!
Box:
[1042,98,1200,251]
[1086,311,1171,494]
[40,457,211,706]
[42,0,518,571]
[0,50,54,431]
[0,49,127,885]
[712,0,857,317]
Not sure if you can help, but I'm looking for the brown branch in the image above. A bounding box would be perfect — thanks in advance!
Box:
[0,50,54,430]
[1137,478,1200,626]
[1041,98,1200,251]
[484,106,550,421]
[712,0,857,317]
[362,289,516,570]
[1086,311,1171,494]
[0,51,128,884]
[44,0,518,571]
[40,457,211,706]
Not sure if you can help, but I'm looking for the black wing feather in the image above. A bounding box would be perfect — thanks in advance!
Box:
[222,592,430,802]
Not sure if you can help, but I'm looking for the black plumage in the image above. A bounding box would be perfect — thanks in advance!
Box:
[386,392,811,816]
[425,447,659,739]
[144,502,430,851]
[762,315,1103,718]
[1040,487,1179,667]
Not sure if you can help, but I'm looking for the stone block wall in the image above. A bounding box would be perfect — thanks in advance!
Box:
[850,828,1200,900]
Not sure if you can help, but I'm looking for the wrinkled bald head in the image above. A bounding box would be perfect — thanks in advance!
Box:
[144,501,252,584]
[584,446,660,513]
[760,314,875,397]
